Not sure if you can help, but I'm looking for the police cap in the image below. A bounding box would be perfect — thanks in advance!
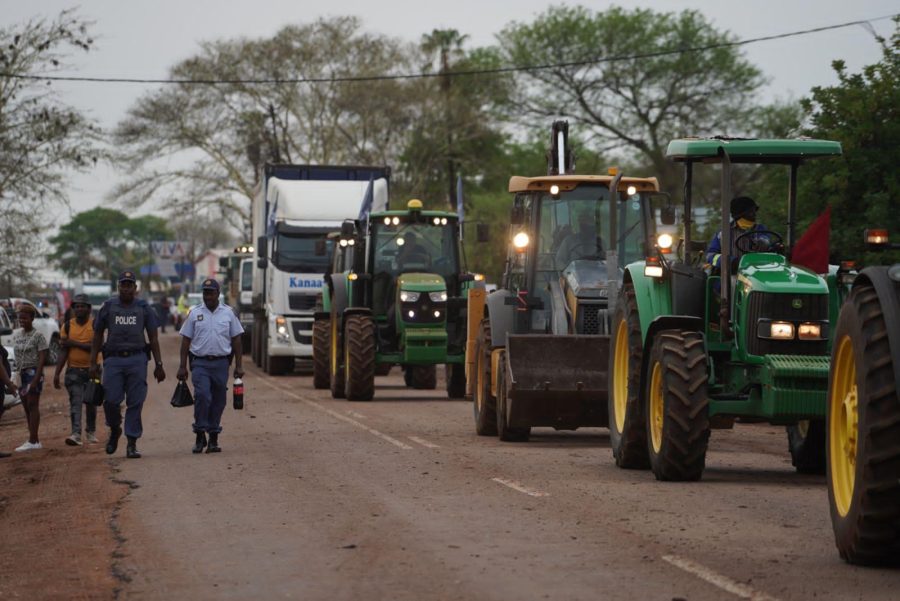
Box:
[201,278,220,291]
[118,270,137,283]
[72,293,91,307]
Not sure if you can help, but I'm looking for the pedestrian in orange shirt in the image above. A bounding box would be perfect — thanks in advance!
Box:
[53,294,99,446]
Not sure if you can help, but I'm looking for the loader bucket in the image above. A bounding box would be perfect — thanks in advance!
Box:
[505,334,609,429]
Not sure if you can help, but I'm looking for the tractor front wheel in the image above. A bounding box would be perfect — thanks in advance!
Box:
[344,315,376,401]
[312,319,330,389]
[827,279,900,565]
[608,283,650,469]
[496,350,529,442]
[445,363,466,399]
[645,330,710,482]
[410,365,437,389]
[787,420,826,474]
[473,319,498,436]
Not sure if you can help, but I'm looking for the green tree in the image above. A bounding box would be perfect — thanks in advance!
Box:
[495,5,769,195]
[0,10,104,288]
[797,18,900,264]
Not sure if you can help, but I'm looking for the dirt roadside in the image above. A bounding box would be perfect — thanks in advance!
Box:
[0,372,125,600]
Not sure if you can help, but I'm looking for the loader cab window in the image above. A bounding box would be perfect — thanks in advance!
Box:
[272,227,334,273]
[539,185,611,273]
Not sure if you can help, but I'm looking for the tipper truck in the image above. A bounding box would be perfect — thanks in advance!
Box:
[251,164,389,375]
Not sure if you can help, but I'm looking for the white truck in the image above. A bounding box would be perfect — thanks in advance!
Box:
[251,164,390,375]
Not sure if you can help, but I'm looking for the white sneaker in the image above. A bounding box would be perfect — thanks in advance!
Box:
[15,441,42,452]
[65,434,82,446]
[85,432,98,444]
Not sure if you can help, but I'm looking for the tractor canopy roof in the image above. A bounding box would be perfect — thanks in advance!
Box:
[666,137,842,163]
[508,174,659,194]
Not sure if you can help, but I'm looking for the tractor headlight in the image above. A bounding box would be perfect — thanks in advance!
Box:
[798,322,825,340]
[758,320,794,340]
[513,231,530,251]
[429,291,448,302]
[656,233,674,250]
[400,290,420,303]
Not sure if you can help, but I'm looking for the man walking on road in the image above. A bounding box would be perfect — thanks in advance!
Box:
[53,294,99,446]
[177,278,244,454]
[90,271,166,459]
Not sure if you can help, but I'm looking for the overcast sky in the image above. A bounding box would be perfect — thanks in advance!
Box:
[3,0,898,220]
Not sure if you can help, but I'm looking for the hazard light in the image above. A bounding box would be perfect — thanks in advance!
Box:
[865,229,889,247]
[644,256,663,278]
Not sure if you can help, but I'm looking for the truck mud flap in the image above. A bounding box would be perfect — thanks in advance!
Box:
[506,334,609,428]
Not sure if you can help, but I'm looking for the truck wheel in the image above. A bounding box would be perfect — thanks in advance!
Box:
[376,363,393,376]
[645,330,710,481]
[608,283,650,469]
[410,365,437,390]
[828,280,900,565]
[445,364,466,399]
[473,319,498,436]
[496,351,529,442]
[329,317,345,399]
[47,335,61,366]
[344,315,376,401]
[787,420,826,474]
[312,319,330,389]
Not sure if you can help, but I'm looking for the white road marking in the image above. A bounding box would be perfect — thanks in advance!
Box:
[491,477,549,497]
[348,411,367,419]
[257,379,413,450]
[408,436,440,449]
[662,554,780,601]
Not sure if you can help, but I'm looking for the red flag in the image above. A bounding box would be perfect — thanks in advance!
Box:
[791,206,830,273]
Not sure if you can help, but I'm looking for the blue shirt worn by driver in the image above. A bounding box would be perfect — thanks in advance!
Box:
[179,303,244,357]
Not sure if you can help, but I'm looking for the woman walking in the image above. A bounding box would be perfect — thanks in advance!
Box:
[12,303,49,451]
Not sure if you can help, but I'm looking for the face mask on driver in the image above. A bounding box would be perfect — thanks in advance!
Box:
[737,217,756,230]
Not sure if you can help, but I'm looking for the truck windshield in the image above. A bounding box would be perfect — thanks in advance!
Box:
[372,221,458,280]
[273,233,334,273]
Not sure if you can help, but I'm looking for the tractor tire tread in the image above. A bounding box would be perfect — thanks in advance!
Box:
[344,315,376,401]
[312,320,330,389]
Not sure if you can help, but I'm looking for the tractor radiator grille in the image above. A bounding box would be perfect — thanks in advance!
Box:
[579,303,610,335]
[746,292,828,357]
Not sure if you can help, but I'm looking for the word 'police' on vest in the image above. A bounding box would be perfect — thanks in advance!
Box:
[115,315,138,325]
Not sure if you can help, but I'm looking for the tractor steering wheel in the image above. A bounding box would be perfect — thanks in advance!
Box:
[565,240,604,261]
[734,229,784,254]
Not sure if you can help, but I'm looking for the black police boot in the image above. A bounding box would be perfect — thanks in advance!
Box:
[126,436,141,459]
[105,427,122,455]
[193,432,207,454]
[206,432,221,453]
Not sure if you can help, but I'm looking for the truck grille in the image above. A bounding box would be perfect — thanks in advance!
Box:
[579,303,609,335]
[291,320,313,345]
[288,294,318,311]
[745,292,828,356]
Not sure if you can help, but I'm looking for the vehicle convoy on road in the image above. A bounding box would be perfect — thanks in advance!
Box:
[827,228,900,565]
[251,163,389,375]
[608,137,844,481]
[319,196,483,401]
[467,121,663,442]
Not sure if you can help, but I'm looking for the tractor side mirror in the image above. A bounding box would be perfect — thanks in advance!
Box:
[218,256,228,268]
[257,257,268,270]
[340,220,356,238]
[660,206,676,226]
[256,236,267,258]
[476,223,489,243]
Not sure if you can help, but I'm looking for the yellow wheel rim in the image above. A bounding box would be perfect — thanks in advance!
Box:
[649,361,664,453]
[613,319,629,432]
[829,334,858,517]
[475,343,484,411]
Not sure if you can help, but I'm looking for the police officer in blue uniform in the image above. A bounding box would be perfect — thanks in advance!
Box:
[90,271,166,458]
[177,278,244,454]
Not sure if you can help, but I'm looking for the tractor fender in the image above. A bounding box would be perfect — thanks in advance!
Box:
[623,264,674,342]
[343,307,373,319]
[853,267,900,403]
[330,274,349,329]
[639,315,706,392]
[485,288,516,348]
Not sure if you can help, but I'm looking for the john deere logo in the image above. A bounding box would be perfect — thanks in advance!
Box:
[792,298,803,309]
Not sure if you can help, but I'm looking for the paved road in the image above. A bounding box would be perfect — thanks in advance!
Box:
[110,332,899,600]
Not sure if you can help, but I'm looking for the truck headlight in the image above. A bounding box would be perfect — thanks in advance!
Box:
[798,322,824,340]
[758,320,794,340]
[429,291,447,302]
[400,290,420,302]
[275,316,290,342]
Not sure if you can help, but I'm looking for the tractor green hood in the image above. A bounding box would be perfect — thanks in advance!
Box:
[397,273,446,292]
[736,254,828,294]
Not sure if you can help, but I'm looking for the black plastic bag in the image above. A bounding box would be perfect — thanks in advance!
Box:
[170,380,194,408]
[84,378,105,407]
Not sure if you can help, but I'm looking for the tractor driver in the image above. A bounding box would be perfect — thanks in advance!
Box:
[706,196,775,273]
[555,219,603,268]
[396,231,431,273]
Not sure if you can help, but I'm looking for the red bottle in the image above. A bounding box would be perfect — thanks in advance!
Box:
[233,378,244,410]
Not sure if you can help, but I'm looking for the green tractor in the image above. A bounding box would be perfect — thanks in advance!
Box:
[828,228,900,565]
[321,199,481,401]
[609,137,844,481]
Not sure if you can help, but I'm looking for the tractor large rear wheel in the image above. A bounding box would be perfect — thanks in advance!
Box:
[496,350,529,442]
[445,363,466,399]
[646,330,710,482]
[787,420,826,474]
[312,319,330,389]
[344,315,376,401]
[473,319,498,436]
[609,283,650,469]
[410,365,437,389]
[329,317,345,399]
[828,279,900,565]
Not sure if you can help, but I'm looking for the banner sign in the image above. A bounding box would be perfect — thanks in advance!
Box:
[151,241,190,258]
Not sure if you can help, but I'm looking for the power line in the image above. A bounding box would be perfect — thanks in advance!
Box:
[2,13,896,86]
